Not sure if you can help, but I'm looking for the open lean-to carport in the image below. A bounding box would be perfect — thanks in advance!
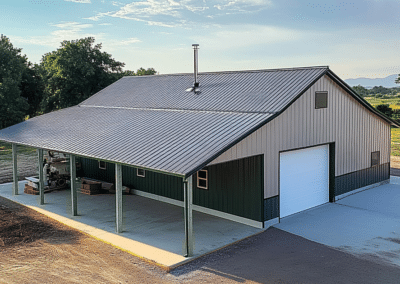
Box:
[6,144,263,261]
[9,144,197,257]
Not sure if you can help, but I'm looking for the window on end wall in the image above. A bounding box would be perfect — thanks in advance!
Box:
[371,151,380,167]
[98,161,106,170]
[197,169,208,190]
[315,91,328,109]
[137,168,145,177]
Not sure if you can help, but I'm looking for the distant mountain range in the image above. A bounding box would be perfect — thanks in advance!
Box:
[344,74,398,89]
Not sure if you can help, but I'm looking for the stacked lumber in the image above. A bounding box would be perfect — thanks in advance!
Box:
[79,178,131,195]
[24,184,39,195]
[80,180,101,195]
[101,181,115,194]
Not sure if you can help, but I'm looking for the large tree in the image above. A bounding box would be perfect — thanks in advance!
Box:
[376,104,393,118]
[40,37,127,112]
[352,85,369,97]
[0,35,29,129]
[20,63,45,118]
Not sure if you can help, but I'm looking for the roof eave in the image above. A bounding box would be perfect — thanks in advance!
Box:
[0,138,186,179]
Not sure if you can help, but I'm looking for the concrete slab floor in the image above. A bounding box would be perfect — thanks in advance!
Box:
[275,176,400,268]
[0,181,262,269]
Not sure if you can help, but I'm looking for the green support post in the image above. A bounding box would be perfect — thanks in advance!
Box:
[115,164,123,233]
[70,154,77,216]
[12,144,18,195]
[38,149,44,205]
[183,175,194,257]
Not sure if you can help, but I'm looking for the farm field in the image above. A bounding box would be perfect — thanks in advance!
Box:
[391,127,400,157]
[364,96,400,109]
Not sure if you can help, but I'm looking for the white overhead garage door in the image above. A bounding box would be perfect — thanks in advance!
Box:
[280,144,329,218]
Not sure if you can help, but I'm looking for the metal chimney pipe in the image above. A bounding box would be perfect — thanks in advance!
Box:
[192,44,199,87]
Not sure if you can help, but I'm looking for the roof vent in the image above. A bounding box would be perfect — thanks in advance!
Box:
[186,44,201,93]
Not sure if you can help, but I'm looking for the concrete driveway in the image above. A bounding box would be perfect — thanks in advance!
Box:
[275,176,400,267]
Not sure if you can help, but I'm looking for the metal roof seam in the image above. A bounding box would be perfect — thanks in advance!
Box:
[79,104,277,115]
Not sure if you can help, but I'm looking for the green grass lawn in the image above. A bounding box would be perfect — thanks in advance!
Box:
[364,96,400,109]
[0,141,37,161]
[392,127,400,156]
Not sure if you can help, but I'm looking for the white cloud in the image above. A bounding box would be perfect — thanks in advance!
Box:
[99,23,112,26]
[214,0,272,12]
[64,0,91,3]
[10,22,103,49]
[195,24,303,50]
[101,37,142,53]
[84,0,271,28]
[119,37,142,45]
[84,12,112,21]
[112,1,124,6]
[52,22,93,29]
[112,0,183,18]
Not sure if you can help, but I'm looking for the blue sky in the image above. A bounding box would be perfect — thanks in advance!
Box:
[1,0,400,79]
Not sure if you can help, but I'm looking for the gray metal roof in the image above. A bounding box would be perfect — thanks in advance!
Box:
[0,105,271,177]
[0,66,394,178]
[81,66,328,114]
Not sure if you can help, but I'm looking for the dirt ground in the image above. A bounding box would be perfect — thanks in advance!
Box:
[0,153,37,184]
[391,155,400,169]
[0,196,260,284]
[2,197,400,284]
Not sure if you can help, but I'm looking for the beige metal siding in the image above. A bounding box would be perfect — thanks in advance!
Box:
[208,75,391,198]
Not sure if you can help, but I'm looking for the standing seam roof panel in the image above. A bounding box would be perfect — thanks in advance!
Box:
[0,106,271,176]
[80,67,328,114]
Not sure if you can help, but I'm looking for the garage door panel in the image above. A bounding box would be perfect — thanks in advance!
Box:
[280,145,329,218]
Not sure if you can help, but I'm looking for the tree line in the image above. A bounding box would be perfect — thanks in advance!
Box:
[352,83,400,122]
[352,85,400,97]
[0,36,156,129]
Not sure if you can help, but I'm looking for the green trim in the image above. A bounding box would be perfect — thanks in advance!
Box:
[329,143,336,202]
[335,163,390,196]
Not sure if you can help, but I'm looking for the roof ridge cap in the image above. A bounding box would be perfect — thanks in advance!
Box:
[122,66,330,78]
[79,105,277,115]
